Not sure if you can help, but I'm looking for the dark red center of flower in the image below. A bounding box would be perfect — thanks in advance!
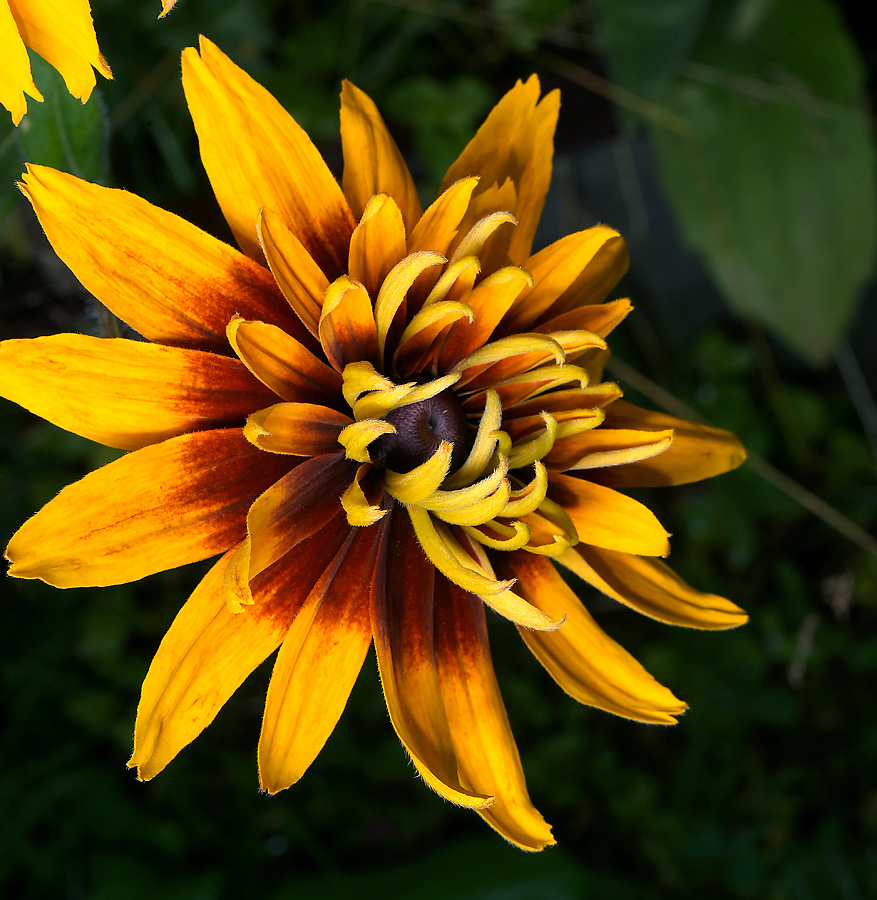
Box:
[371,390,471,474]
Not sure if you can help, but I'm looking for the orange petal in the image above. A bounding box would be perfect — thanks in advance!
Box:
[408,177,478,257]
[8,0,111,106]
[5,429,291,588]
[182,37,355,274]
[340,81,422,230]
[442,76,559,265]
[257,207,328,339]
[158,1,177,17]
[319,276,379,372]
[559,545,749,630]
[244,403,350,456]
[506,383,624,419]
[258,525,382,792]
[0,0,42,124]
[129,510,351,780]
[544,426,674,473]
[227,317,342,407]
[549,473,670,557]
[371,510,492,809]
[499,553,687,724]
[503,227,628,334]
[534,298,633,341]
[589,401,748,487]
[348,193,407,299]
[0,334,275,450]
[434,579,555,850]
[19,165,302,353]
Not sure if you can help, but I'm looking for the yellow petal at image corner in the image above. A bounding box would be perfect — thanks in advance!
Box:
[435,582,555,851]
[501,553,688,724]
[258,527,381,793]
[5,429,290,588]
[0,334,276,450]
[0,0,42,124]
[340,81,423,229]
[182,37,355,274]
[19,166,302,353]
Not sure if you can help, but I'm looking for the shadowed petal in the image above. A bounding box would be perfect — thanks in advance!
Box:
[19,165,301,353]
[182,37,355,274]
[244,403,351,456]
[558,545,749,630]
[499,553,687,724]
[129,511,351,780]
[589,401,748,487]
[341,81,422,229]
[258,525,383,792]
[434,579,555,850]
[549,473,671,557]
[5,429,291,588]
[371,510,493,809]
[0,334,275,450]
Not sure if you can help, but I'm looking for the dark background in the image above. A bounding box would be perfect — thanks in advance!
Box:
[1,1,875,897]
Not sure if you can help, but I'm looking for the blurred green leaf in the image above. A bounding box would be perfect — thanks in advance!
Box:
[0,122,24,225]
[16,54,109,184]
[649,0,877,365]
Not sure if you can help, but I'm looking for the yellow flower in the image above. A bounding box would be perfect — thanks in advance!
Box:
[0,38,747,851]
[0,0,117,124]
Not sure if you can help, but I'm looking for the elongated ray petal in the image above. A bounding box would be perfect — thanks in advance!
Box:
[244,403,351,456]
[6,430,291,588]
[408,177,478,256]
[499,554,687,724]
[183,38,355,273]
[385,442,454,505]
[259,526,382,792]
[1,1,42,125]
[434,581,555,850]
[372,512,493,809]
[348,193,407,299]
[319,276,379,372]
[0,335,275,450]
[545,427,674,473]
[20,166,304,353]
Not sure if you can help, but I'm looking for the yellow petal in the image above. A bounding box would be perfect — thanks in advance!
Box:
[257,207,328,339]
[394,300,475,376]
[258,526,381,792]
[158,1,177,17]
[499,553,687,724]
[9,0,111,107]
[434,580,555,850]
[340,81,422,229]
[19,165,303,353]
[371,512,493,809]
[442,75,559,265]
[341,463,388,526]
[544,426,674,473]
[182,37,355,273]
[337,419,396,463]
[535,298,633,341]
[503,227,628,334]
[129,510,352,780]
[549,472,671,557]
[0,334,274,450]
[0,0,41,124]
[558,545,749,630]
[244,403,351,456]
[6,429,291,588]
[408,177,478,256]
[319,276,379,372]
[348,193,408,299]
[226,316,342,406]
[590,401,748,487]
[385,441,454,505]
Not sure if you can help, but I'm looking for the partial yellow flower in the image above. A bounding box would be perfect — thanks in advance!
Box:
[0,38,748,851]
[0,0,113,124]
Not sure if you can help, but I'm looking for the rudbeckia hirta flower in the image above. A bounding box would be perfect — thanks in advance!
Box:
[0,0,113,124]
[1,38,748,851]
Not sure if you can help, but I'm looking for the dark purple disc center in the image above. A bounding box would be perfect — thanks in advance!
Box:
[371,390,470,474]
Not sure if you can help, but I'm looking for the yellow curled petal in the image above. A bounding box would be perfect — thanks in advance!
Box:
[393,372,461,409]
[420,456,509,514]
[352,382,416,421]
[340,360,396,408]
[501,461,548,518]
[423,256,481,306]
[338,419,396,463]
[462,520,531,551]
[385,441,454,505]
[397,301,474,353]
[450,334,564,377]
[433,480,511,527]
[407,506,514,597]
[341,465,387,526]
[449,211,517,265]
[508,412,557,469]
[444,390,502,489]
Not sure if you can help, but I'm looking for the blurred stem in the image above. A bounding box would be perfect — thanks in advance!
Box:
[834,341,877,462]
[606,355,877,558]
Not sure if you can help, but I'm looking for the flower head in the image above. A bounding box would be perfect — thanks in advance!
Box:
[1,38,747,850]
[0,0,113,124]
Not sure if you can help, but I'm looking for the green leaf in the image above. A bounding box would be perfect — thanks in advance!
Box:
[16,53,110,185]
[650,0,877,365]
[0,120,25,225]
